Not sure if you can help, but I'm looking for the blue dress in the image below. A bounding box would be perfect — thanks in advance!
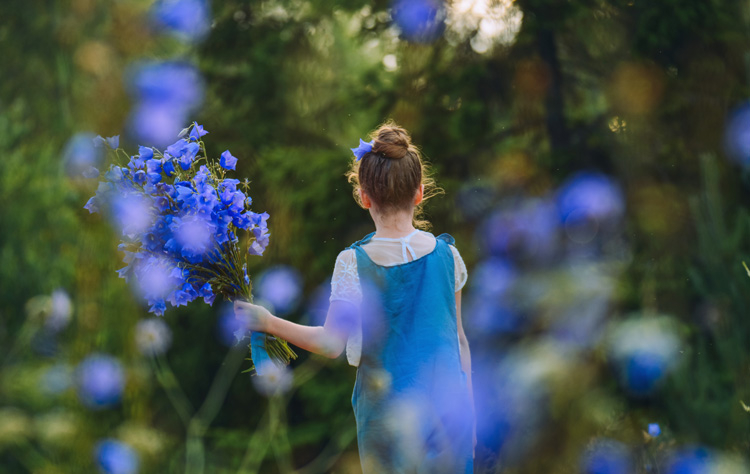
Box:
[348,232,474,474]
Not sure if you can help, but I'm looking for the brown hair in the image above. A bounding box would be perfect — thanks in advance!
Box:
[346,119,442,230]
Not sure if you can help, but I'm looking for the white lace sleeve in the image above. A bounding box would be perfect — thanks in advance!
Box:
[449,244,468,292]
[329,249,362,306]
[329,249,362,367]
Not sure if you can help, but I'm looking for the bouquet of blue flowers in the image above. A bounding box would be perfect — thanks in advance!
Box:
[83,122,297,373]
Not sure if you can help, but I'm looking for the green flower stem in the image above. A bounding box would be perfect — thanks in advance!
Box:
[235,357,324,474]
[151,353,195,429]
[270,395,293,474]
[236,405,274,474]
[292,415,357,474]
[185,345,247,474]
[2,319,34,365]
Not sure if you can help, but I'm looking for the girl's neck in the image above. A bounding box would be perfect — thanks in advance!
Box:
[370,208,416,238]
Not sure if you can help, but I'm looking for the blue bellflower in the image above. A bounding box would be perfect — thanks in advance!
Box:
[350,138,374,161]
[220,150,238,170]
[189,121,209,140]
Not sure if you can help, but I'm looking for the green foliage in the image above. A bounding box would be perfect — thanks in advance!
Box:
[5,0,750,472]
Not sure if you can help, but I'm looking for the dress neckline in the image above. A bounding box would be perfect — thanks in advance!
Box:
[370,228,420,242]
[369,229,421,262]
[355,231,440,268]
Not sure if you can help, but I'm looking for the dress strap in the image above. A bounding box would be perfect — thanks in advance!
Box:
[370,229,420,262]
[347,231,376,250]
[435,233,456,246]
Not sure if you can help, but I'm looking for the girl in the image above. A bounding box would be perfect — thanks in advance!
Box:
[234,121,475,473]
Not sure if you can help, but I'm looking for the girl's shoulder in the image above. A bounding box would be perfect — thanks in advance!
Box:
[334,248,357,268]
[434,232,456,246]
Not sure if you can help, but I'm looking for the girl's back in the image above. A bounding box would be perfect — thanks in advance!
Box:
[341,230,473,473]
[330,229,468,367]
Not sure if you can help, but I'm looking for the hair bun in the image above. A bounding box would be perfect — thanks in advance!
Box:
[372,125,412,160]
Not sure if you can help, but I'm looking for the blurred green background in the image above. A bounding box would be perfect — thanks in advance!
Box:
[4,0,750,472]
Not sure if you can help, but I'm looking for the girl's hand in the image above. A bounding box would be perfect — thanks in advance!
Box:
[233,300,272,333]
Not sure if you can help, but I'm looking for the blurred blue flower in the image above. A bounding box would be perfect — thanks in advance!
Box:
[473,347,554,465]
[648,423,661,437]
[75,354,125,409]
[130,255,183,315]
[609,316,681,397]
[473,257,517,297]
[478,197,559,261]
[391,0,446,43]
[724,102,750,166]
[94,439,140,474]
[125,61,205,147]
[666,447,713,474]
[150,0,211,43]
[135,318,172,356]
[47,288,73,332]
[556,171,625,226]
[306,279,332,326]
[62,132,105,178]
[216,302,248,346]
[127,60,205,107]
[110,192,156,240]
[251,360,293,397]
[625,351,668,395]
[465,257,520,335]
[255,265,302,316]
[127,102,189,149]
[83,166,100,178]
[581,439,632,474]
[167,213,216,261]
[220,150,237,170]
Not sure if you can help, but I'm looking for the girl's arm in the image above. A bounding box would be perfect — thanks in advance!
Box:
[234,299,356,359]
[455,290,476,456]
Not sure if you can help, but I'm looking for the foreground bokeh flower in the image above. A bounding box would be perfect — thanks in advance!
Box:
[251,360,293,397]
[75,354,125,409]
[61,132,105,178]
[255,265,303,316]
[608,315,682,396]
[581,438,632,474]
[724,101,750,166]
[94,438,140,474]
[150,0,211,43]
[391,0,446,43]
[47,288,73,332]
[125,60,205,147]
[135,318,172,355]
[555,171,625,227]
